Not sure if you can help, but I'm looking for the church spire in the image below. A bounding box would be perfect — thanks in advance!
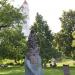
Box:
[20,0,30,36]
[23,0,28,4]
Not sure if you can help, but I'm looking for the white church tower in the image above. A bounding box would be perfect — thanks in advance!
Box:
[20,0,30,36]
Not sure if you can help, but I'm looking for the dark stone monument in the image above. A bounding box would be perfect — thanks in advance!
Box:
[63,64,70,75]
[25,29,43,75]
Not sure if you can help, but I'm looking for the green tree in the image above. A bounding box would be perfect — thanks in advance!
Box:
[0,0,27,62]
[55,10,75,58]
[31,13,56,66]
[0,0,23,29]
[0,25,27,62]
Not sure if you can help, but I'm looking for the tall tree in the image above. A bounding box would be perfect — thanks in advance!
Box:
[55,10,75,58]
[0,0,27,62]
[31,13,55,65]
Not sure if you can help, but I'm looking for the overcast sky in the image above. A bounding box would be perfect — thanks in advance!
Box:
[9,0,75,33]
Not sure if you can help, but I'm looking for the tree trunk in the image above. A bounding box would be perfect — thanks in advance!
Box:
[14,59,17,64]
[43,63,47,69]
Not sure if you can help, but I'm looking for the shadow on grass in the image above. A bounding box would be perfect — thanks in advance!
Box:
[46,66,75,69]
[0,66,24,75]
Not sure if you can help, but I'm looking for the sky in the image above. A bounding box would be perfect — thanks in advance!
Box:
[9,0,75,33]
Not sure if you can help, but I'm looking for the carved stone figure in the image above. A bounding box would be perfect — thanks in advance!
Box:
[25,29,43,75]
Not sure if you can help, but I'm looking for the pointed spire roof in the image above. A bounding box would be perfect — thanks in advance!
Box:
[20,0,28,9]
[23,0,28,5]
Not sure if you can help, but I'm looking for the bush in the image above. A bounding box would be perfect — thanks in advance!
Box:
[6,63,14,66]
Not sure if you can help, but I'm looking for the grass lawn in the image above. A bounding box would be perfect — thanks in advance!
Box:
[0,66,75,75]
[0,66,24,75]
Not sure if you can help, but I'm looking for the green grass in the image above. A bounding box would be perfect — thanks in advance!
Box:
[45,68,75,75]
[0,66,75,75]
[0,66,24,75]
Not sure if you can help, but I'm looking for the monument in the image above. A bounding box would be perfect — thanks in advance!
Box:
[25,29,43,75]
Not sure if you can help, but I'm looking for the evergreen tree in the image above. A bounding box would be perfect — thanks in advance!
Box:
[31,13,54,65]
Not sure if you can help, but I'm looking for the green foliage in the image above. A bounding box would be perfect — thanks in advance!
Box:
[55,10,75,57]
[0,0,23,29]
[0,0,27,61]
[31,13,58,63]
[0,26,27,61]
